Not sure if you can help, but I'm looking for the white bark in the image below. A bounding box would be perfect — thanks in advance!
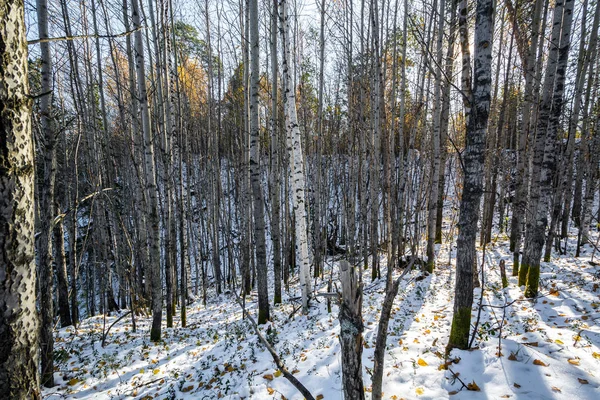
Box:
[0,0,41,396]
[280,0,311,312]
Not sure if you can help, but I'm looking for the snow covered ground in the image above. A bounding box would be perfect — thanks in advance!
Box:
[44,231,600,399]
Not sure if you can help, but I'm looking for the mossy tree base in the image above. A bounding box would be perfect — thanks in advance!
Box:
[518,261,529,287]
[524,262,540,298]
[425,261,434,274]
[446,306,472,353]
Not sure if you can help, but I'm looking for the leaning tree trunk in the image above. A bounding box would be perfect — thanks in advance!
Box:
[338,261,365,400]
[0,0,41,396]
[447,0,493,351]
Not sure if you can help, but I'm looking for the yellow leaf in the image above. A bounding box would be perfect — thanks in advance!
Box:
[67,378,80,386]
[181,385,194,393]
[316,395,324,400]
[274,370,282,377]
[551,386,561,393]
[593,352,600,359]
[152,368,160,375]
[263,374,274,381]
[467,381,480,391]
[139,368,145,374]
[267,388,275,395]
[568,358,580,365]
[151,359,158,364]
[417,358,428,367]
[415,387,424,395]
[533,359,548,367]
[555,339,564,345]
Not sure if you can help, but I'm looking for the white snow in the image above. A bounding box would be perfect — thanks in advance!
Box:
[44,230,600,399]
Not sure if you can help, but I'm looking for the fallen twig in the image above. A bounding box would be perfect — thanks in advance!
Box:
[101,311,132,347]
[233,293,315,400]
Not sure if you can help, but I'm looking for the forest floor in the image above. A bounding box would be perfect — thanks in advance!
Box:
[44,231,600,400]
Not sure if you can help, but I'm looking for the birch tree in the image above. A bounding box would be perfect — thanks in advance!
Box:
[0,0,41,396]
[521,0,574,297]
[35,0,56,387]
[132,0,163,341]
[280,0,312,313]
[249,0,270,324]
[447,0,493,351]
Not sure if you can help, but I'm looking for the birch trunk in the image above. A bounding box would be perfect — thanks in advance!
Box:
[426,0,446,272]
[521,0,574,297]
[250,0,270,323]
[447,0,493,351]
[36,0,56,386]
[509,0,544,273]
[280,0,312,313]
[0,0,41,395]
[270,0,283,304]
[520,0,573,293]
[132,0,163,341]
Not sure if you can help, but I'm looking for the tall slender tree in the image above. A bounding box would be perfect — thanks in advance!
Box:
[447,0,494,351]
[250,0,270,324]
